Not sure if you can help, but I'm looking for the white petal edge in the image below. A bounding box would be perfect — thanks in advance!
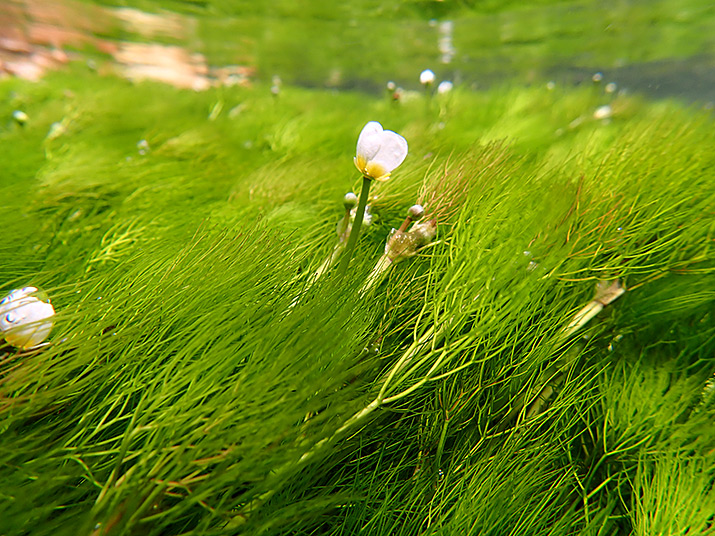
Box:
[356,121,384,161]
[370,130,408,174]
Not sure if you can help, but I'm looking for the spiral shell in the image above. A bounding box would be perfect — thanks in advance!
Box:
[0,287,55,349]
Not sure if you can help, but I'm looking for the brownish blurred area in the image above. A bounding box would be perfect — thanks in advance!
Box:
[0,0,253,89]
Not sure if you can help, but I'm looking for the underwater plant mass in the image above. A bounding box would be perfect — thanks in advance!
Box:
[1,2,715,535]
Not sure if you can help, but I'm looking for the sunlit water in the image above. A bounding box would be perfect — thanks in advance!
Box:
[2,0,713,102]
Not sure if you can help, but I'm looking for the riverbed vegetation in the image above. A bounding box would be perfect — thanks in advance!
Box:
[1,53,714,536]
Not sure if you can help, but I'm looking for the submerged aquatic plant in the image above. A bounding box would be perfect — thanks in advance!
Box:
[0,62,713,536]
[308,192,373,284]
[362,204,438,294]
[339,121,408,274]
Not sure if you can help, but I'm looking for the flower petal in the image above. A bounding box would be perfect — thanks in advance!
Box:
[370,130,408,175]
[356,121,383,161]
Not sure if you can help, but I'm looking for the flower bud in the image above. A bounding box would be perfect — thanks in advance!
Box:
[409,220,437,247]
[13,110,28,125]
[343,192,358,210]
[420,69,436,86]
[407,204,425,220]
[437,80,453,94]
[384,220,437,263]
[593,105,612,120]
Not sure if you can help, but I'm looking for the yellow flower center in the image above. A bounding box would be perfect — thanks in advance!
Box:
[354,156,389,181]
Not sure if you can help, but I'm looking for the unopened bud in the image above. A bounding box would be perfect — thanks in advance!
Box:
[407,204,425,220]
[384,220,437,263]
[420,69,436,86]
[437,80,453,94]
[343,192,358,210]
[409,220,437,247]
[12,110,28,125]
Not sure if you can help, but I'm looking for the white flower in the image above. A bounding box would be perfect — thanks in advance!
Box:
[593,105,613,120]
[419,69,436,86]
[437,80,453,94]
[354,121,408,181]
[420,69,435,86]
[0,287,55,349]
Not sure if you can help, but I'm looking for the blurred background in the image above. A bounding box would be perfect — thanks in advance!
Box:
[2,0,713,103]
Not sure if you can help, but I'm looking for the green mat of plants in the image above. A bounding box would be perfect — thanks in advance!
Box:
[1,67,714,535]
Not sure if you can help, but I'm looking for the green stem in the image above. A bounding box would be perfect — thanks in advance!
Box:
[338,175,371,276]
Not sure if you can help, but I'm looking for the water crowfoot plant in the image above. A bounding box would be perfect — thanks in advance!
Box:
[312,192,365,282]
[510,281,627,423]
[338,121,408,275]
[289,193,373,309]
[399,204,425,232]
[420,69,436,112]
[1,63,714,535]
[361,205,438,295]
[420,69,435,96]
[562,279,626,339]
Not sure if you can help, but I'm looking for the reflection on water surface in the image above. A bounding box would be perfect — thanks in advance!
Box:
[1,0,713,103]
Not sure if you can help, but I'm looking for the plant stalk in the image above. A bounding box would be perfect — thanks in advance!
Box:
[338,175,371,276]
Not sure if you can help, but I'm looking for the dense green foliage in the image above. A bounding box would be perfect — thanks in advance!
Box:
[1,63,714,536]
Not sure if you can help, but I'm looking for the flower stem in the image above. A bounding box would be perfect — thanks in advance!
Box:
[338,175,371,276]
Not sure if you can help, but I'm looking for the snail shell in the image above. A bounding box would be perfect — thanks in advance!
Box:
[0,287,55,349]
